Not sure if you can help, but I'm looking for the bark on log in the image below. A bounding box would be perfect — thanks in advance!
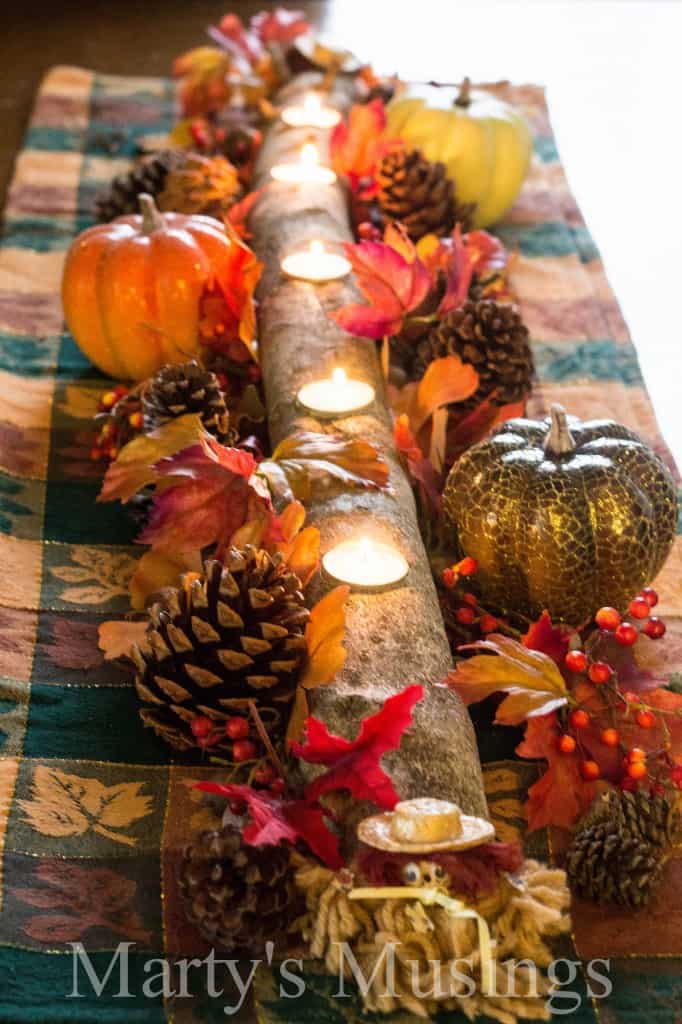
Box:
[251,73,488,826]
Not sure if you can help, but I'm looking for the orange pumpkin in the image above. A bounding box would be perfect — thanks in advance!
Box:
[61,194,235,380]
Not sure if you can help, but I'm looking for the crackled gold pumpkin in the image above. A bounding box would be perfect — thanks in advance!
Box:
[443,405,679,624]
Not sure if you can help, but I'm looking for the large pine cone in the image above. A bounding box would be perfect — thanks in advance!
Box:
[94,151,182,222]
[157,152,242,219]
[566,789,679,909]
[179,824,298,953]
[377,148,475,241]
[132,549,309,752]
[414,300,534,409]
[142,361,235,444]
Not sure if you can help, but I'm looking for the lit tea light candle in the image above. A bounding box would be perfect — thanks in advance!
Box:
[270,142,336,185]
[323,537,409,590]
[281,92,341,129]
[282,240,351,283]
[297,367,375,417]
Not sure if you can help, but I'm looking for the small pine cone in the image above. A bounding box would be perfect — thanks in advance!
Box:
[157,152,242,219]
[142,361,235,443]
[94,151,181,222]
[132,549,309,753]
[179,824,299,953]
[414,300,534,409]
[565,790,677,909]
[376,148,475,241]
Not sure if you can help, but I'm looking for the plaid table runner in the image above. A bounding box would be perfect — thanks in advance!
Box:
[0,65,681,1024]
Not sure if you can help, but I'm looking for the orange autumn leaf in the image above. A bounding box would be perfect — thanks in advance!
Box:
[286,686,310,745]
[300,585,350,690]
[407,356,479,434]
[98,620,148,661]
[446,634,569,725]
[129,549,202,611]
[262,431,390,503]
[275,500,320,588]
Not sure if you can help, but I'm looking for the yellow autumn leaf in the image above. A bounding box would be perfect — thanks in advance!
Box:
[98,414,204,503]
[299,585,350,690]
[129,548,202,610]
[18,765,153,847]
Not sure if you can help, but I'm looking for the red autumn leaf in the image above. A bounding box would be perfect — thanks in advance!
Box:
[251,8,309,44]
[98,414,205,504]
[447,634,569,725]
[393,414,442,518]
[330,100,390,187]
[446,396,527,465]
[200,228,262,358]
[523,610,573,666]
[585,629,668,695]
[139,435,280,558]
[225,189,262,240]
[332,236,432,340]
[291,684,424,809]
[196,782,343,869]
[517,713,597,831]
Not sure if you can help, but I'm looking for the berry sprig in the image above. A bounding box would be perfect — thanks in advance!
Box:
[190,711,286,797]
[91,385,143,462]
[439,556,519,642]
[556,588,675,790]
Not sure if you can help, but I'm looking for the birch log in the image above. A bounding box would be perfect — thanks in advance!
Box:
[251,73,488,827]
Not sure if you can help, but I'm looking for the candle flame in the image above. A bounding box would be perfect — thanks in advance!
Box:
[301,142,319,166]
[331,367,347,385]
[310,240,325,256]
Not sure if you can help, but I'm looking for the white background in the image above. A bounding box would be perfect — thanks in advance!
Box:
[322,0,682,463]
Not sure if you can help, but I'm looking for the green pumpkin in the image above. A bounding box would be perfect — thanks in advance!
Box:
[443,405,678,624]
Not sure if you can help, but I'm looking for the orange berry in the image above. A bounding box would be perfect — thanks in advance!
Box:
[101,391,117,408]
[558,734,577,754]
[627,760,647,780]
[580,760,600,780]
[629,597,650,620]
[128,411,143,429]
[627,746,647,763]
[600,727,620,747]
[588,661,611,684]
[636,709,655,729]
[595,606,621,631]
[457,556,478,577]
[565,650,587,673]
[570,709,590,729]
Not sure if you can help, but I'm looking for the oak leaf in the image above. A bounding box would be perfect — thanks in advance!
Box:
[446,634,569,725]
[18,765,153,847]
[291,683,424,809]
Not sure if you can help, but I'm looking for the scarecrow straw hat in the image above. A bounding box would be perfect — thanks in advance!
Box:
[358,797,495,854]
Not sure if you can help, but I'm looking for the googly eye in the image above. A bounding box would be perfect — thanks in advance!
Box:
[402,862,422,886]
[432,863,446,881]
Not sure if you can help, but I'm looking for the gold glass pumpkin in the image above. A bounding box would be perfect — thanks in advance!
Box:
[443,405,679,624]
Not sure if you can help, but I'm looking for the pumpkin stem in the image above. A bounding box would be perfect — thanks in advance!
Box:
[139,193,165,234]
[455,77,472,108]
[544,404,575,456]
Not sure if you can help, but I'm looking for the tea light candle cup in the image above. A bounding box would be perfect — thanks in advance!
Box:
[297,367,375,418]
[323,537,409,590]
[281,92,341,129]
[282,240,351,283]
[270,142,336,186]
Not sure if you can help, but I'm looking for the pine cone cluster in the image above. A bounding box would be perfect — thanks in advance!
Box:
[413,300,534,410]
[566,789,679,909]
[133,549,309,752]
[376,148,475,241]
[179,823,299,952]
[94,151,181,222]
[142,361,235,444]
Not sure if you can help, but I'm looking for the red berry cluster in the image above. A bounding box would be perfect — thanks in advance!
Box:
[558,589,672,788]
[190,714,284,796]
[91,386,142,462]
[440,558,506,636]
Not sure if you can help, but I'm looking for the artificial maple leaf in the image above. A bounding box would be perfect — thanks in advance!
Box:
[416,225,474,316]
[98,620,148,661]
[251,7,309,44]
[585,629,668,694]
[300,585,350,690]
[275,500,320,588]
[446,635,569,725]
[393,413,442,519]
[332,235,431,340]
[17,765,153,847]
[517,713,597,831]
[98,414,204,504]
[225,189,262,240]
[140,434,280,557]
[445,396,527,466]
[129,548,203,611]
[291,684,424,809]
[173,46,234,116]
[392,355,479,436]
[330,100,390,189]
[261,431,390,503]
[199,229,262,359]
[523,610,573,666]
[196,782,343,869]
